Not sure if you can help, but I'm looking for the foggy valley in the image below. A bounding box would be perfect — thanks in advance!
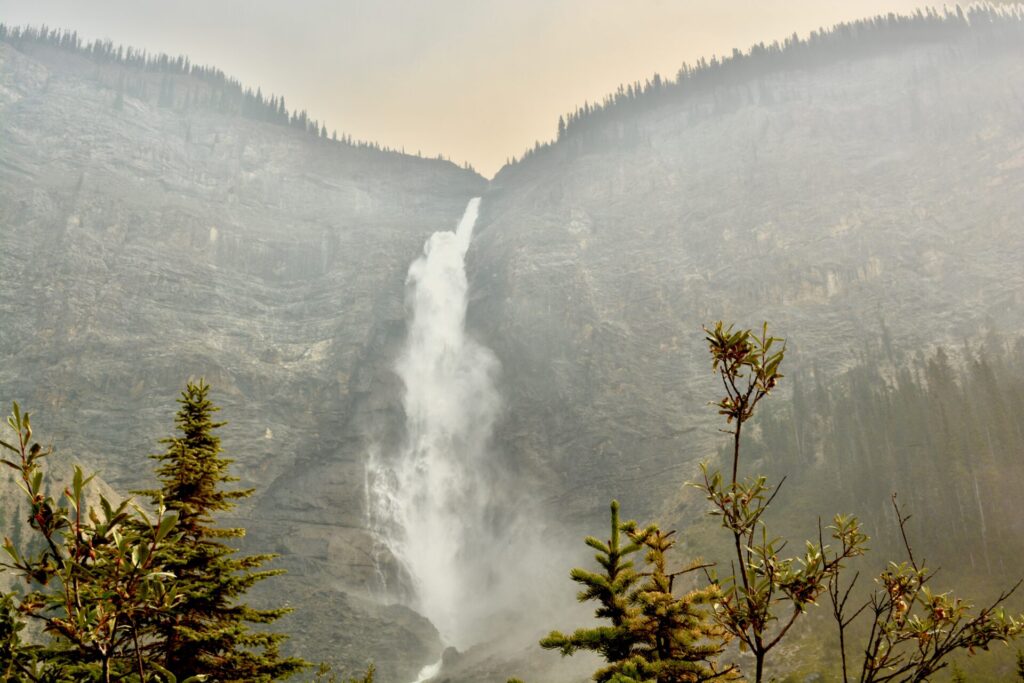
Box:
[1,4,1024,682]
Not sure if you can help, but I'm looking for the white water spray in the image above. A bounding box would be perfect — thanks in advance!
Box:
[368,197,521,651]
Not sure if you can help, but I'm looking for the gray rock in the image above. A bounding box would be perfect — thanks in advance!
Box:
[3,26,1024,682]
[0,39,480,674]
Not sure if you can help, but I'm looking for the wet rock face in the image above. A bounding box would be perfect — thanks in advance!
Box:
[0,41,482,678]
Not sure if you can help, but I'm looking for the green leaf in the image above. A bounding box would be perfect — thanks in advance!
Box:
[72,467,84,499]
[156,511,179,542]
[2,537,22,564]
[112,530,125,553]
[148,661,178,683]
[100,496,114,522]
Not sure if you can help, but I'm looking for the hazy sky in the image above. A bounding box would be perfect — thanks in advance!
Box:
[2,0,924,176]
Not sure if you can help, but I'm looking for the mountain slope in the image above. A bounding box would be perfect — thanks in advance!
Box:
[3,10,1024,682]
[449,13,1024,680]
[0,35,483,679]
[468,13,1024,529]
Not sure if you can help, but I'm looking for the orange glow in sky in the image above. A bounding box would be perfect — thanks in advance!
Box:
[2,0,926,175]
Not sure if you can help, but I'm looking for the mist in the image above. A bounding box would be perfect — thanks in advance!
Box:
[2,5,1024,682]
[0,0,925,175]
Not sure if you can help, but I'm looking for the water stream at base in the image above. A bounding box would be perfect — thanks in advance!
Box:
[409,657,444,683]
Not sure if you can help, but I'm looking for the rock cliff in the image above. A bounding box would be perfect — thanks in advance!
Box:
[469,31,1024,532]
[0,38,483,679]
[2,13,1024,681]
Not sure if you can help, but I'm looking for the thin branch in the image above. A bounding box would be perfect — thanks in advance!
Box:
[668,562,716,578]
[891,494,918,572]
[765,606,802,652]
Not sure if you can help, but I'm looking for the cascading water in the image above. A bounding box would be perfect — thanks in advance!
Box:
[367,197,523,654]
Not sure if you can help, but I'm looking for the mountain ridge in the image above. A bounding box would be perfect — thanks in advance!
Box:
[6,6,1024,181]
[2,9,1024,680]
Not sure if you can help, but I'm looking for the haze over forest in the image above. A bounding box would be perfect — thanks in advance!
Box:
[1,0,929,175]
[1,3,1024,683]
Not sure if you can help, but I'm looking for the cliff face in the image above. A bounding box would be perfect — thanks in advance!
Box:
[3,17,1024,682]
[0,40,484,679]
[468,37,1024,530]
[443,34,1024,680]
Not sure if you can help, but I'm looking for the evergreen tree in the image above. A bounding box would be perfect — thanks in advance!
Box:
[541,500,644,670]
[140,380,307,682]
[620,527,730,683]
[540,501,734,683]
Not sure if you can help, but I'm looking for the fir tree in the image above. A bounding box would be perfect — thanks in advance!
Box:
[541,500,643,669]
[113,75,125,110]
[140,380,307,682]
[540,501,733,683]
[620,527,732,683]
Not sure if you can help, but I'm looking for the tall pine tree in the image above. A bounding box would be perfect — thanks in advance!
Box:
[140,380,307,682]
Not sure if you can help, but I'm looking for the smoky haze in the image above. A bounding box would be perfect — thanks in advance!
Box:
[1,0,925,175]
[3,3,1024,681]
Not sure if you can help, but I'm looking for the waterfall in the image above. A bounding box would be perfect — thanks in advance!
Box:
[367,197,518,651]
